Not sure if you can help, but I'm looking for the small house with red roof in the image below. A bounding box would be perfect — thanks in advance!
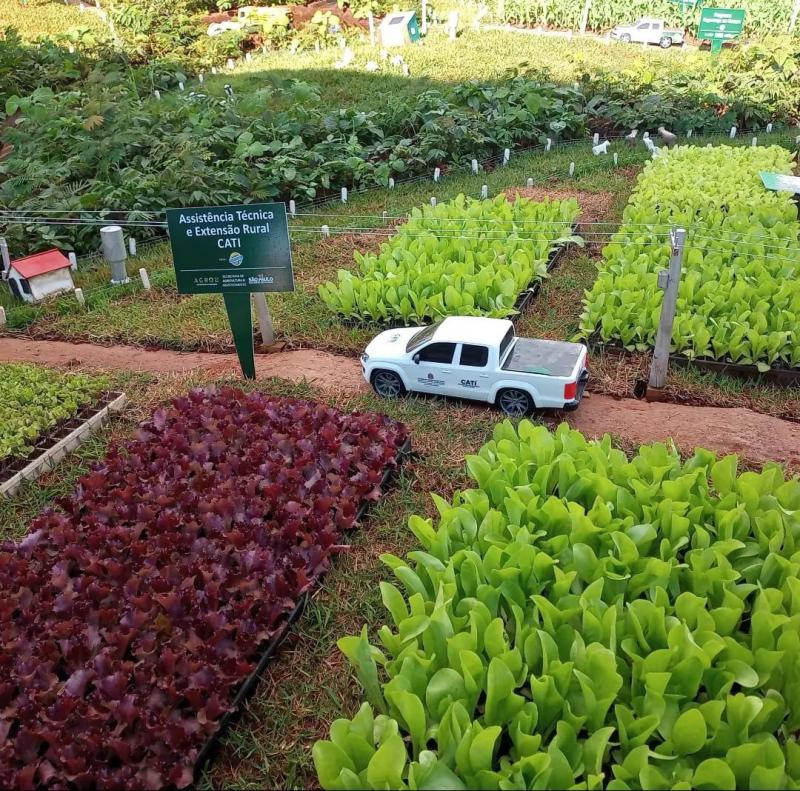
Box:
[5,249,75,304]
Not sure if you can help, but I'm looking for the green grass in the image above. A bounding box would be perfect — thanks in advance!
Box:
[178,27,704,117]
[0,0,105,40]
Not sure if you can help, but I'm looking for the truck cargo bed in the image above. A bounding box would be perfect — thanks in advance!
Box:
[501,338,585,376]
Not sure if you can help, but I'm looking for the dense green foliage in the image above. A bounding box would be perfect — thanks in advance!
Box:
[314,421,800,789]
[319,194,581,323]
[0,364,107,461]
[497,0,799,37]
[579,145,800,371]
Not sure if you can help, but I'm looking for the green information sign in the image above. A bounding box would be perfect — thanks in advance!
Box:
[166,202,294,379]
[698,7,745,53]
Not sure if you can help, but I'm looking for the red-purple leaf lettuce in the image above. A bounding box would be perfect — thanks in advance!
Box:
[0,388,408,789]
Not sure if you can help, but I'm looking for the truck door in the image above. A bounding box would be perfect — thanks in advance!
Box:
[650,20,662,42]
[450,343,492,401]
[635,21,651,42]
[412,342,457,395]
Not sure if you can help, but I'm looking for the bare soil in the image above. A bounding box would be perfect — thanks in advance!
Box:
[2,337,797,469]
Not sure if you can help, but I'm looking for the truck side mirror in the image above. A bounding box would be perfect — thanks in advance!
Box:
[413,353,420,364]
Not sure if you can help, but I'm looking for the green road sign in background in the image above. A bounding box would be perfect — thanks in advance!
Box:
[698,7,745,53]
[166,202,294,379]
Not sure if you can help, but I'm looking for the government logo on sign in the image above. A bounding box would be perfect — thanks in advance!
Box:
[229,251,244,267]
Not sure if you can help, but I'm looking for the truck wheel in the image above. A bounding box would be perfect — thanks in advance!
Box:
[620,33,631,43]
[659,36,672,48]
[497,388,534,417]
[371,370,406,399]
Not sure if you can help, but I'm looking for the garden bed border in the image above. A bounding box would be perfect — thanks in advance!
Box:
[589,340,800,387]
[192,436,413,782]
[0,391,128,498]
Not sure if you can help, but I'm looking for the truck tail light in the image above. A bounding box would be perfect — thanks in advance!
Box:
[564,381,577,401]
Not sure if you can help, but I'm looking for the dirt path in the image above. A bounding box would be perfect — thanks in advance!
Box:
[2,337,797,468]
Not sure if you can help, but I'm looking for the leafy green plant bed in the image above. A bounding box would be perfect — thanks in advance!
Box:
[579,145,800,372]
[0,363,108,465]
[319,194,582,324]
[315,421,800,790]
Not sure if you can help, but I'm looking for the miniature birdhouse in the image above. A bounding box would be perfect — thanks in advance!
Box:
[4,249,75,304]
[380,11,420,47]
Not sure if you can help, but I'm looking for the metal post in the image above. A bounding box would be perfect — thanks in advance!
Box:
[0,237,10,278]
[139,268,151,290]
[579,0,591,34]
[790,0,800,33]
[253,293,274,346]
[647,228,686,394]
[100,225,129,284]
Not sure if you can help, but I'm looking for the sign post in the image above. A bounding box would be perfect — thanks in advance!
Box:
[166,202,294,379]
[698,7,745,54]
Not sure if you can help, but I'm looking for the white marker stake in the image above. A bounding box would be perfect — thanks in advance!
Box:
[481,185,488,199]
[246,52,252,62]
[545,138,552,152]
[321,224,330,237]
[752,136,758,147]
[796,135,800,147]
[289,199,296,217]
[139,268,151,290]
[388,177,395,189]
[707,143,713,149]
[211,66,217,75]
[153,90,161,100]
[341,187,348,203]
[592,132,599,146]
[430,197,437,207]
[433,167,440,182]
[0,307,5,329]
[526,178,534,187]
[199,72,204,84]
[569,162,575,177]
[75,288,85,307]
[471,159,478,174]
[227,58,235,70]
[613,152,618,166]
[68,252,78,271]
[766,122,772,133]
[503,148,510,166]
[687,129,692,138]
[382,211,388,224]
[402,63,409,76]
[178,81,184,91]
[128,238,137,256]
[730,126,737,139]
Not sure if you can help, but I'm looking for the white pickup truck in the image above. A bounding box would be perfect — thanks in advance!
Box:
[610,17,684,48]
[361,316,589,416]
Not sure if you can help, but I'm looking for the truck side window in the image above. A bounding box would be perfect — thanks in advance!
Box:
[499,328,515,359]
[637,22,650,29]
[459,344,489,367]
[418,343,455,364]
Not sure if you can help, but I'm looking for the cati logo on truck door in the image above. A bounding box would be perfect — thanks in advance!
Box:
[460,379,479,388]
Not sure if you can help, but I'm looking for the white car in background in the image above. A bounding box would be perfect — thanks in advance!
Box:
[361,316,589,417]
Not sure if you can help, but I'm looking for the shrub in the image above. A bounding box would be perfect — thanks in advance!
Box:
[315,421,800,790]
[319,194,582,324]
[0,388,408,787]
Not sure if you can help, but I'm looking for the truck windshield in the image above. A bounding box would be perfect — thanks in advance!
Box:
[406,321,442,352]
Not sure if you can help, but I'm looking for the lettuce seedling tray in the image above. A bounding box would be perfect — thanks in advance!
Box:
[192,437,412,783]
[0,391,127,497]
[338,228,576,331]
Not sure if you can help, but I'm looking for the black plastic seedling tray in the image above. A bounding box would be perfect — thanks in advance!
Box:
[192,437,412,783]
[588,340,800,387]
